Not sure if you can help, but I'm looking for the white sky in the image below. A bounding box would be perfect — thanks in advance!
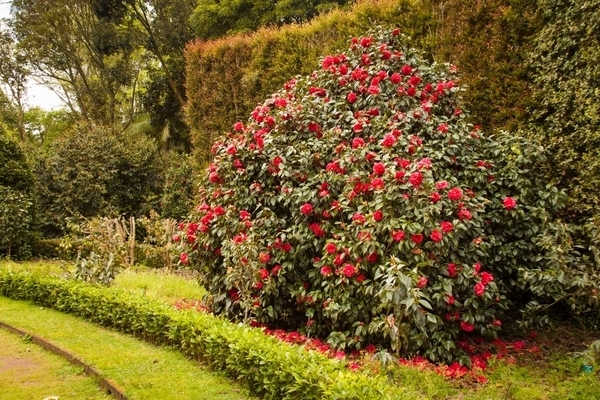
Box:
[0,1,65,110]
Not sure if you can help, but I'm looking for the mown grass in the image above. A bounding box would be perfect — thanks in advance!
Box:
[0,328,110,400]
[0,296,256,400]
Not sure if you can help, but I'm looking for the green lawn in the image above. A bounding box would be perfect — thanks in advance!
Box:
[0,327,110,400]
[0,297,256,400]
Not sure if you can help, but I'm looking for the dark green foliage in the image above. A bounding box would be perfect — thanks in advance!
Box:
[34,125,164,237]
[159,154,196,220]
[0,129,37,258]
[527,0,600,222]
[0,269,401,399]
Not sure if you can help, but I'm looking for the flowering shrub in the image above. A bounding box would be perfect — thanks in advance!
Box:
[183,28,585,363]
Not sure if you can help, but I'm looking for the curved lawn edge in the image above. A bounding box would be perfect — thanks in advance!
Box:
[0,268,411,400]
[0,320,127,400]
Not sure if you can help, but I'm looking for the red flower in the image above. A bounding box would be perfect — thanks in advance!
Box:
[481,271,494,285]
[233,121,244,131]
[503,196,517,210]
[325,243,337,254]
[448,187,463,201]
[458,209,472,220]
[259,268,269,280]
[373,162,386,176]
[373,210,384,221]
[392,230,405,241]
[417,276,428,288]
[179,253,189,265]
[447,263,458,278]
[437,123,449,133]
[366,252,378,263]
[430,191,441,203]
[271,265,281,276]
[258,252,271,263]
[320,266,333,276]
[446,295,455,306]
[474,282,485,296]
[436,181,449,190]
[352,137,365,148]
[430,229,443,243]
[395,170,405,182]
[409,171,423,187]
[342,264,357,277]
[381,133,396,147]
[214,206,225,216]
[309,222,326,237]
[411,233,424,244]
[239,210,251,220]
[352,213,366,224]
[461,321,475,332]
[347,92,358,103]
[300,203,313,215]
[390,72,402,84]
[401,65,413,75]
[356,274,366,283]
[440,221,454,233]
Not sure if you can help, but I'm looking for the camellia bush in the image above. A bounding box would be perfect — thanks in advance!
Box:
[183,28,598,363]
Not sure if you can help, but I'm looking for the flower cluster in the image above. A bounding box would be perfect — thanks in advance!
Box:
[182,27,560,362]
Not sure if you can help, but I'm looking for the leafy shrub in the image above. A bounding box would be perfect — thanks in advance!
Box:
[182,28,599,363]
[526,0,600,222]
[34,125,164,237]
[0,130,37,258]
[73,251,120,286]
[0,269,405,399]
[159,154,196,220]
[136,211,178,269]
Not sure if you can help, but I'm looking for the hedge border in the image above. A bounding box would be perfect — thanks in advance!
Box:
[0,320,128,400]
[0,269,405,400]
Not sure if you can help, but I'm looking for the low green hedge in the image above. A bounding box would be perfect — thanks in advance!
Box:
[0,269,405,399]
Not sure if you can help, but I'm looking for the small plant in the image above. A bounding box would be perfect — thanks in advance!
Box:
[572,340,600,369]
[137,210,178,270]
[73,251,119,286]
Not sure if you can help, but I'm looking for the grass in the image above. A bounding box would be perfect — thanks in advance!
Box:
[0,296,256,400]
[0,328,110,400]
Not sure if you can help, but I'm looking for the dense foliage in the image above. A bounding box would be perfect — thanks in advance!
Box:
[527,0,600,222]
[34,126,164,237]
[0,129,37,258]
[182,29,600,363]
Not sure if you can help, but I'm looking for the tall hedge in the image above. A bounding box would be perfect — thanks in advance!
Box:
[185,0,540,164]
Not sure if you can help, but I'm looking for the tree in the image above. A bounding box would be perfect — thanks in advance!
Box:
[0,29,30,141]
[10,0,140,129]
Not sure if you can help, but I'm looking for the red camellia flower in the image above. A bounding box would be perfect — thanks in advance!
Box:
[401,65,413,75]
[300,203,313,215]
[366,252,378,263]
[392,230,405,241]
[474,282,485,297]
[233,121,244,131]
[320,266,333,276]
[430,191,441,203]
[458,209,472,220]
[440,221,454,233]
[390,72,402,84]
[381,133,396,147]
[461,321,475,332]
[437,123,449,133]
[447,263,458,278]
[351,137,365,148]
[448,187,463,201]
[179,253,189,265]
[446,295,455,305]
[309,222,326,237]
[373,210,384,221]
[436,181,449,190]
[259,268,269,280]
[271,264,281,276]
[213,206,225,216]
[352,213,366,224]
[373,162,386,175]
[342,263,357,277]
[258,252,271,263]
[430,229,443,243]
[503,196,517,210]
[417,276,428,288]
[409,171,423,187]
[325,242,337,254]
[481,271,494,285]
[411,233,424,244]
[347,91,358,103]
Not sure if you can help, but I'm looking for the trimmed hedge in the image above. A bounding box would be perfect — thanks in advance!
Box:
[0,269,406,399]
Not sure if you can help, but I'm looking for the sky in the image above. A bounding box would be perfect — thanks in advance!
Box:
[0,1,65,110]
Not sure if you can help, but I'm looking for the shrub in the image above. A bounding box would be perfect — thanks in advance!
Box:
[159,154,196,220]
[0,129,37,258]
[182,28,598,363]
[34,125,164,237]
